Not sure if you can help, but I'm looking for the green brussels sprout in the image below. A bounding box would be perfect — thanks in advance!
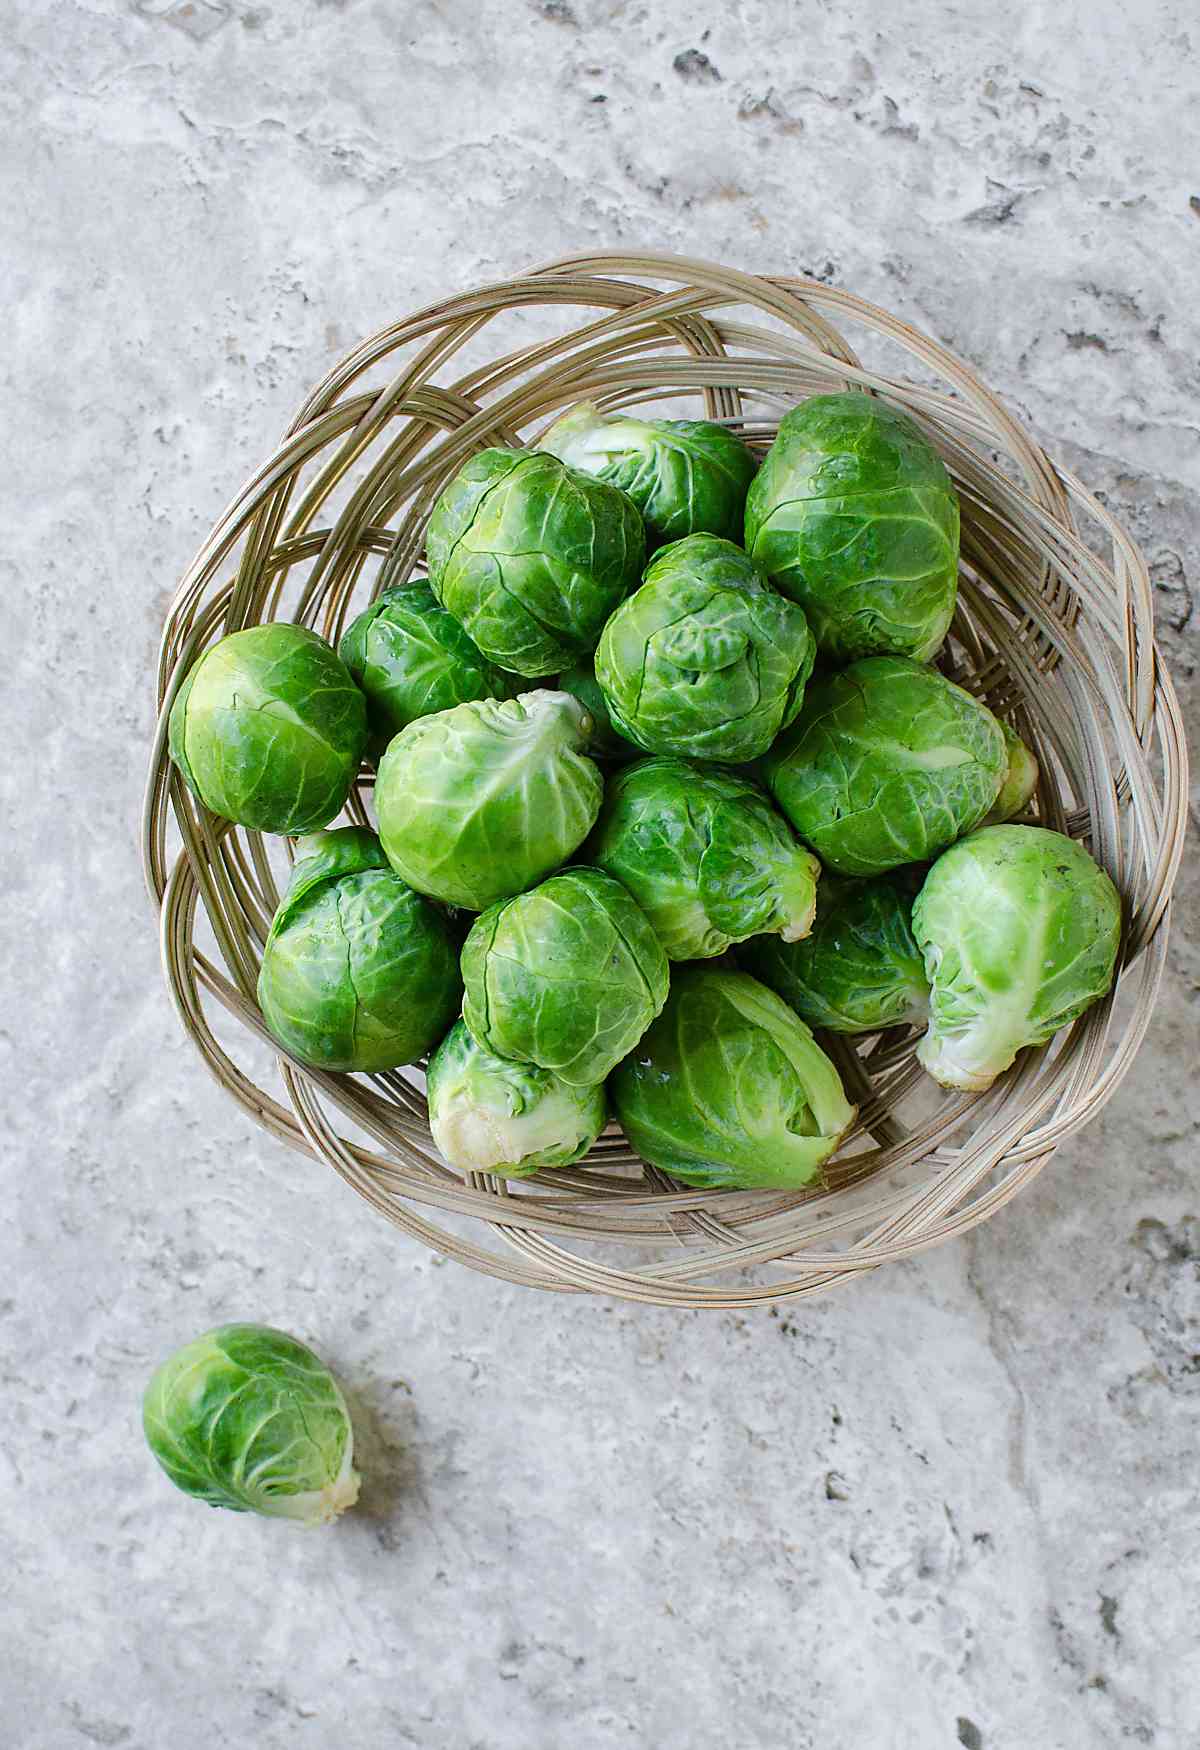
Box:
[745,391,960,662]
[539,400,757,547]
[980,722,1040,826]
[741,873,930,1034]
[257,827,461,1071]
[609,967,856,1190]
[427,1019,607,1179]
[168,623,367,833]
[912,825,1122,1091]
[375,690,603,911]
[338,582,521,760]
[588,757,820,961]
[461,866,669,1086]
[555,661,636,762]
[594,534,816,763]
[762,655,1007,877]
[426,446,645,676]
[143,1324,359,1525]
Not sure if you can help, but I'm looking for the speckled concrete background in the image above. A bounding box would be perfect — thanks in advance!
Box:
[3,2,1198,1746]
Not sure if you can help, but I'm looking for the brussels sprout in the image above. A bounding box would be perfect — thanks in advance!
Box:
[555,661,636,762]
[168,624,367,833]
[610,967,855,1190]
[912,825,1121,1091]
[745,391,959,662]
[427,1019,607,1179]
[338,582,521,760]
[980,722,1040,826]
[741,873,930,1034]
[762,655,1007,876]
[461,866,669,1086]
[588,758,820,961]
[257,827,461,1071]
[143,1324,359,1525]
[426,447,645,676]
[539,400,757,547]
[594,534,815,763]
[375,690,603,911]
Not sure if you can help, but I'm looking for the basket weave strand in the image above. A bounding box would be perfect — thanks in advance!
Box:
[142,253,1187,1306]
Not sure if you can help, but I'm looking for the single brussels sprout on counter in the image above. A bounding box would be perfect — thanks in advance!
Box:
[461,867,669,1086]
[741,873,930,1034]
[427,1019,607,1179]
[338,582,521,760]
[745,392,959,663]
[256,827,461,1071]
[375,691,603,911]
[539,400,757,547]
[588,757,820,961]
[594,534,815,763]
[168,623,367,834]
[426,447,644,676]
[763,655,1007,876]
[143,1324,359,1525]
[980,721,1040,826]
[610,967,856,1191]
[912,825,1122,1091]
[555,661,636,762]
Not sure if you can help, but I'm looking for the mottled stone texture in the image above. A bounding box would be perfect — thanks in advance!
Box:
[3,2,1197,1746]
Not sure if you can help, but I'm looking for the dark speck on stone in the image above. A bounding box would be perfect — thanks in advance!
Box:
[673,48,722,83]
[1190,195,1200,216]
[956,1719,984,1750]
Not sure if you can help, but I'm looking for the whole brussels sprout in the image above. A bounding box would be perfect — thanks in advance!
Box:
[461,866,669,1086]
[375,691,603,910]
[257,827,461,1071]
[980,722,1040,826]
[741,873,930,1034]
[427,1019,607,1179]
[609,967,856,1190]
[338,582,521,760]
[168,623,367,833]
[745,391,959,662]
[143,1324,359,1525]
[762,655,1007,876]
[539,400,757,547]
[588,758,820,961]
[555,661,636,762]
[912,825,1121,1091]
[426,447,645,676]
[594,534,816,763]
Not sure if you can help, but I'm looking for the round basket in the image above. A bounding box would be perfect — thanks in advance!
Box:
[142,252,1188,1308]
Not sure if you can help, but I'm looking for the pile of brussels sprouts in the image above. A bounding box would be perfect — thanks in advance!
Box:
[170,393,1122,1193]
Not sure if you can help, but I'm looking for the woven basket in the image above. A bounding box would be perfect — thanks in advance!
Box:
[142,252,1188,1307]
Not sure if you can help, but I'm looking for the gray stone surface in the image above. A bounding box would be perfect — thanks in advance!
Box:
[3,2,1197,1746]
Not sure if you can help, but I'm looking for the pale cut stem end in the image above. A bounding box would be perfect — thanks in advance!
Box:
[916,1029,1004,1093]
